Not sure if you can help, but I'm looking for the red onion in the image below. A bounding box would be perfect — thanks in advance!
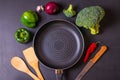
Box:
[45,2,59,14]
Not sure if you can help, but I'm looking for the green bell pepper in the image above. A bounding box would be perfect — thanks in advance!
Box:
[14,28,31,43]
[20,10,39,28]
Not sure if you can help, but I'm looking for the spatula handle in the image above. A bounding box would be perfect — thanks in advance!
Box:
[90,45,107,63]
[34,63,44,80]
[27,70,40,80]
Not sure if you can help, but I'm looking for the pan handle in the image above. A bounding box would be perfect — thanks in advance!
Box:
[55,69,63,80]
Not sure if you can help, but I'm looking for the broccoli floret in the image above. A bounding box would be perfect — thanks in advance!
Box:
[63,4,76,17]
[76,6,105,35]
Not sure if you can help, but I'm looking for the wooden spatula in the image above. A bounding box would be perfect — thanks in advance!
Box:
[23,47,44,80]
[11,57,40,80]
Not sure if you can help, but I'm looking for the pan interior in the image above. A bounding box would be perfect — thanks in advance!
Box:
[34,20,84,69]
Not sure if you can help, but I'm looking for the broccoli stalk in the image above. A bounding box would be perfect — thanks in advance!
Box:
[75,6,105,35]
[63,4,76,17]
[89,24,100,35]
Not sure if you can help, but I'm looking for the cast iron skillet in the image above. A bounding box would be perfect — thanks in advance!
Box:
[33,19,84,80]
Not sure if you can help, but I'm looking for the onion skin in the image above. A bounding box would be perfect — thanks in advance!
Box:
[45,2,59,14]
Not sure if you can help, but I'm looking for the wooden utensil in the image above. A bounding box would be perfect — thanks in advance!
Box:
[11,57,40,80]
[23,47,44,80]
[75,45,107,80]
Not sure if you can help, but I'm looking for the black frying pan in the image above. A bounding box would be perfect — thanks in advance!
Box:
[33,19,84,80]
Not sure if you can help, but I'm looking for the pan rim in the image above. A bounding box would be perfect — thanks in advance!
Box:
[33,19,85,69]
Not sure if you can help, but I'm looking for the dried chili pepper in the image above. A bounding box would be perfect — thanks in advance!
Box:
[83,42,98,63]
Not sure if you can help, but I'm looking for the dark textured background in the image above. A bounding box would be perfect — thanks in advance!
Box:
[0,0,120,80]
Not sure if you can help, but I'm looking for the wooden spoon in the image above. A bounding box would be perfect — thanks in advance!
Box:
[23,47,44,80]
[11,57,40,80]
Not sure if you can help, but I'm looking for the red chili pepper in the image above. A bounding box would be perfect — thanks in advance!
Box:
[83,42,98,63]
